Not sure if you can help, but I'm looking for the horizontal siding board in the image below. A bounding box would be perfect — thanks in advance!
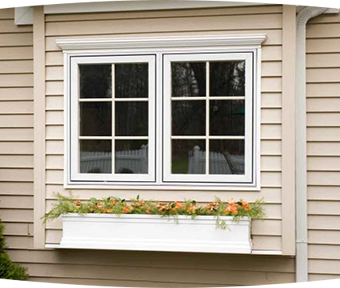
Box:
[309,245,340,260]
[0,74,33,87]
[0,128,33,141]
[261,140,281,155]
[307,54,340,68]
[261,156,281,171]
[0,101,33,114]
[0,88,33,101]
[0,168,33,182]
[0,142,33,155]
[309,259,340,274]
[4,235,33,249]
[45,184,281,203]
[0,60,33,74]
[307,98,340,113]
[0,47,33,60]
[308,143,340,156]
[306,39,340,54]
[0,33,33,47]
[0,209,33,222]
[0,8,14,19]
[0,115,33,128]
[0,182,33,195]
[308,230,340,245]
[261,93,281,108]
[45,14,282,36]
[22,262,293,286]
[307,172,340,186]
[261,125,281,140]
[307,23,340,38]
[46,96,64,110]
[261,109,281,124]
[308,200,340,215]
[45,5,283,22]
[46,126,63,140]
[0,155,33,168]
[307,128,340,141]
[307,68,340,83]
[2,223,32,236]
[307,113,340,127]
[308,186,340,201]
[307,157,340,171]
[0,195,33,209]
[307,83,340,97]
[0,20,33,33]
[252,236,281,250]
[308,215,340,230]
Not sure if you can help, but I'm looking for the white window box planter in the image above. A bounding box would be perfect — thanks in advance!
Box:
[60,214,252,254]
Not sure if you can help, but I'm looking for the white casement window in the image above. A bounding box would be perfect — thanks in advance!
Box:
[61,35,264,189]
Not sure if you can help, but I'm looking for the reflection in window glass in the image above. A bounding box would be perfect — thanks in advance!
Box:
[80,65,112,98]
[209,140,245,175]
[80,102,112,136]
[80,140,112,173]
[172,140,206,174]
[115,64,148,98]
[115,140,148,174]
[210,100,245,136]
[172,100,205,136]
[210,61,245,96]
[115,102,148,136]
[172,62,206,97]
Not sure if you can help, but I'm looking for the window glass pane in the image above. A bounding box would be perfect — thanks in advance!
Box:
[115,140,148,174]
[172,62,206,97]
[210,100,245,136]
[209,140,244,175]
[115,64,148,98]
[80,140,112,174]
[115,102,148,136]
[172,100,205,136]
[210,61,245,96]
[80,65,112,99]
[172,140,206,174]
[80,102,112,136]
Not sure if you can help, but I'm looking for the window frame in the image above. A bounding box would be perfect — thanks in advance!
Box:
[163,52,254,184]
[61,35,264,190]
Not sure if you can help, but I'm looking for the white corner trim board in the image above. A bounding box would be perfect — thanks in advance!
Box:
[44,0,283,14]
[58,214,252,254]
[56,35,267,51]
[15,7,33,25]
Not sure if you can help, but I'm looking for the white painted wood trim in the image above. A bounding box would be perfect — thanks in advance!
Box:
[44,1,266,15]
[57,214,252,254]
[56,35,267,51]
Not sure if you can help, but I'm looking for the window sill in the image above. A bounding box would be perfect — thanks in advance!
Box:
[51,214,253,254]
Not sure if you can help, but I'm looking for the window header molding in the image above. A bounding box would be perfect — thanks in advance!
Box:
[56,35,267,51]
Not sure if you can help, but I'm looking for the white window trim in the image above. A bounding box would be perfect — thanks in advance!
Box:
[70,55,156,183]
[59,35,265,191]
[163,52,253,184]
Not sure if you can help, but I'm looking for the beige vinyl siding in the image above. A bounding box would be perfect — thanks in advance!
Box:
[306,13,340,281]
[0,5,34,268]
[44,5,284,252]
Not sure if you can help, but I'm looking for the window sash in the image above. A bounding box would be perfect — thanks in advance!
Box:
[162,53,254,183]
[69,55,156,182]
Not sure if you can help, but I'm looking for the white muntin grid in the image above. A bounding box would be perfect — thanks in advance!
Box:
[163,52,253,184]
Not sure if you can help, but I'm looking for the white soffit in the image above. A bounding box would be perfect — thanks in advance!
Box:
[44,0,266,14]
[296,0,340,14]
[15,6,33,25]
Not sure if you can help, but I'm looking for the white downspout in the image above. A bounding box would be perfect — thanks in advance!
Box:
[295,6,328,283]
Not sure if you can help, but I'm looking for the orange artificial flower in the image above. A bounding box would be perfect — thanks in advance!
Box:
[241,201,249,207]
[187,205,198,213]
[228,198,236,205]
[96,204,103,211]
[123,206,131,213]
[146,207,151,214]
[224,204,238,215]
[104,209,112,213]
[157,203,168,212]
[75,199,81,207]
[175,201,184,209]
[111,200,117,205]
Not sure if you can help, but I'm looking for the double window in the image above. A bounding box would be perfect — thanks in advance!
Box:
[66,49,259,189]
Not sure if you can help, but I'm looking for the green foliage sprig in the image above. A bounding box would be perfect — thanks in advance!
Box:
[0,218,29,280]
[43,193,265,229]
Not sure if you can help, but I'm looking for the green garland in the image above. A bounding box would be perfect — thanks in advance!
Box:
[43,193,266,229]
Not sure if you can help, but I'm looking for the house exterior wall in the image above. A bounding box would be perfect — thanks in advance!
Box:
[0,5,297,286]
[43,4,286,251]
[306,13,340,281]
